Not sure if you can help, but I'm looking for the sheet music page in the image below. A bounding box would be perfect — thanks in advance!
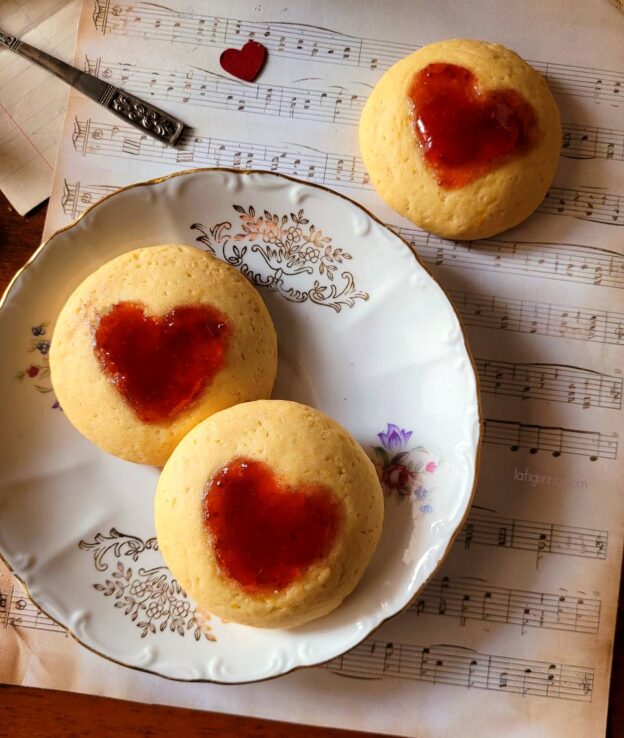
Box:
[2,1,623,736]
[0,0,81,215]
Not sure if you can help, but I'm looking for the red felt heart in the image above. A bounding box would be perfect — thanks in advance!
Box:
[204,457,342,592]
[94,302,229,424]
[409,63,538,188]
[219,40,267,82]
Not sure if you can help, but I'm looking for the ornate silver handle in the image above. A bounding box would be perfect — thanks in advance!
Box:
[0,27,184,146]
[99,87,183,143]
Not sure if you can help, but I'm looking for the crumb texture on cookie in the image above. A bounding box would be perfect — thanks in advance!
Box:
[155,400,384,629]
[359,39,561,240]
[49,245,278,466]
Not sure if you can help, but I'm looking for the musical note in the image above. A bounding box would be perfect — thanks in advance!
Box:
[399,231,620,292]
[483,419,617,460]
[463,522,474,550]
[326,640,593,701]
[439,577,449,614]
[475,359,622,410]
[521,668,533,696]
[451,289,624,347]
[543,186,622,226]
[94,3,622,113]
[457,507,608,562]
[411,576,601,634]
[0,585,66,635]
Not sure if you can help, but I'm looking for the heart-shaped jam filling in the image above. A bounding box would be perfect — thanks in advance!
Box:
[409,63,538,188]
[94,302,229,424]
[203,457,342,592]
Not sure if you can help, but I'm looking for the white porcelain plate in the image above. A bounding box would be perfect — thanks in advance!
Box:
[0,169,480,683]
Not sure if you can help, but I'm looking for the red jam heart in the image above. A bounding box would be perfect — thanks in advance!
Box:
[94,302,229,424]
[220,40,267,82]
[203,457,342,592]
[409,63,538,189]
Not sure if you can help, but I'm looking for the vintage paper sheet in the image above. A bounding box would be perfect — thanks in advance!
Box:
[3,1,624,736]
[0,0,81,215]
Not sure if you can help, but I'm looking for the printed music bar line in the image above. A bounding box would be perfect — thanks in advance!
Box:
[0,584,67,635]
[326,640,594,701]
[84,56,624,163]
[483,418,617,460]
[451,289,624,346]
[60,161,624,284]
[475,359,623,410]
[397,229,624,291]
[92,1,623,111]
[458,507,608,565]
[69,117,624,227]
[412,576,601,634]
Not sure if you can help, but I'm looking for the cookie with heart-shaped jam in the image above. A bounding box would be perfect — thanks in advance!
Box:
[49,245,277,465]
[359,39,561,240]
[155,400,384,629]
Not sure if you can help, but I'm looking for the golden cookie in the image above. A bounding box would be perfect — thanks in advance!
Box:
[359,39,561,240]
[50,245,277,465]
[155,400,384,629]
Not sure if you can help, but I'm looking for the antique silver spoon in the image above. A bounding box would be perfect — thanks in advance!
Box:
[0,28,184,146]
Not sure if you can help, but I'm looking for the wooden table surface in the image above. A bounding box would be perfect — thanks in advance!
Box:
[0,190,622,738]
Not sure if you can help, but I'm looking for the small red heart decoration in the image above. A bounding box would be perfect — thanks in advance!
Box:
[204,457,342,591]
[220,40,267,82]
[94,302,229,424]
[409,63,538,188]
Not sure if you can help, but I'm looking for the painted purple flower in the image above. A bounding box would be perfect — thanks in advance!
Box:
[31,325,46,336]
[36,340,50,355]
[419,504,433,514]
[377,423,412,452]
[414,485,428,500]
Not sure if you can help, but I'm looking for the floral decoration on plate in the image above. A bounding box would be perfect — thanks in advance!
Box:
[191,205,369,312]
[15,322,60,408]
[372,423,439,514]
[79,529,215,641]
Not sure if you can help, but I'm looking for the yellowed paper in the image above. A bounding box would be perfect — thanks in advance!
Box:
[3,1,624,736]
[0,0,80,215]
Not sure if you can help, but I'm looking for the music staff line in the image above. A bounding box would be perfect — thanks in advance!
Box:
[0,583,66,635]
[92,0,623,109]
[70,117,624,228]
[483,418,617,461]
[326,640,593,701]
[474,359,622,411]
[87,57,366,126]
[59,177,624,352]
[412,576,600,634]
[85,56,624,163]
[458,508,608,566]
[397,229,624,291]
[0,581,594,700]
[451,289,624,347]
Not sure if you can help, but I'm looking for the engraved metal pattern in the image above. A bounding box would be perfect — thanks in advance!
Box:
[103,90,183,145]
[98,83,116,107]
[0,30,21,52]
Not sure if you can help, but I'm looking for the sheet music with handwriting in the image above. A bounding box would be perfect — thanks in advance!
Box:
[2,1,623,736]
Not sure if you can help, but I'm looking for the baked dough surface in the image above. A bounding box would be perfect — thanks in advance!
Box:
[50,245,277,465]
[155,400,384,629]
[359,39,561,240]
